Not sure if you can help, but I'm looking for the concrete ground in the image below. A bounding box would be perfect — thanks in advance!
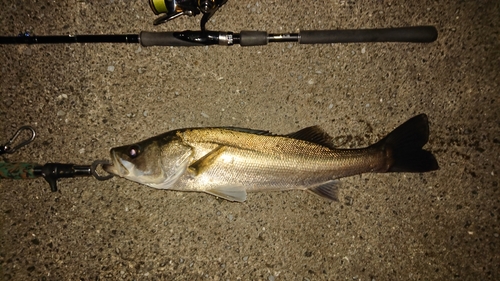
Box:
[1,0,498,280]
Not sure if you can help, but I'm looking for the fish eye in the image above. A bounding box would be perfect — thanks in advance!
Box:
[128,145,141,159]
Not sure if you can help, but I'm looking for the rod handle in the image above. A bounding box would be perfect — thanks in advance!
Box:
[0,162,38,179]
[140,31,206,46]
[300,26,438,44]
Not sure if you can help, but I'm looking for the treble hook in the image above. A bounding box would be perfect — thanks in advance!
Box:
[1,126,36,155]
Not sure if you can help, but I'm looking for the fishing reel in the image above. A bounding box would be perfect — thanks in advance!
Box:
[149,0,228,30]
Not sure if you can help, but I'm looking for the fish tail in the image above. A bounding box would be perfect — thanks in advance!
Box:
[375,114,439,173]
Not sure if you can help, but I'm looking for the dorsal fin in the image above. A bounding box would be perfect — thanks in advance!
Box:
[221,127,275,136]
[287,126,336,149]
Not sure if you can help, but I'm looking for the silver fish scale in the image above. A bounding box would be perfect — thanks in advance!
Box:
[173,128,382,193]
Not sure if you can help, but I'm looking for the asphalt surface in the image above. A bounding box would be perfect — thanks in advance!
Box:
[1,1,499,280]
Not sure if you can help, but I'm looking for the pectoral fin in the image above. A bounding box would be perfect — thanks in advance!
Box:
[205,185,247,202]
[189,145,226,175]
[308,180,340,201]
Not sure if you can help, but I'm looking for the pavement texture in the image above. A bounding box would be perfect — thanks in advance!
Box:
[1,0,499,280]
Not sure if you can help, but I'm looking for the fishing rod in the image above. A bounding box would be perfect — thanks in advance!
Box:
[0,26,438,47]
[1,126,113,191]
[0,0,438,47]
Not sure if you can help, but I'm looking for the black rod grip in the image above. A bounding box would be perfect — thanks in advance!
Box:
[239,31,268,46]
[300,26,438,44]
[140,31,206,47]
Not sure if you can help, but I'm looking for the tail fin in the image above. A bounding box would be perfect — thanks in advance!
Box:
[375,114,439,173]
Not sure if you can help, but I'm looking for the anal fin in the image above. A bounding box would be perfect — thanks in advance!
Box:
[308,180,340,201]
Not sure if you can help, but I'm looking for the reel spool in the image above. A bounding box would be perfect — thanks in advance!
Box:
[149,0,228,30]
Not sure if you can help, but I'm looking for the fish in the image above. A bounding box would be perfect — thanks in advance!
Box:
[103,114,438,202]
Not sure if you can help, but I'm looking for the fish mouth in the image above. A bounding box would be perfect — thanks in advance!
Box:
[103,150,129,176]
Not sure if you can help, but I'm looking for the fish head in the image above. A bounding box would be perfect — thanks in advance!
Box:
[104,132,193,189]
[104,137,165,185]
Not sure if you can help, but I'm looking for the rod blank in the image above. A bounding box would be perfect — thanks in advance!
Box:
[0,34,139,44]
